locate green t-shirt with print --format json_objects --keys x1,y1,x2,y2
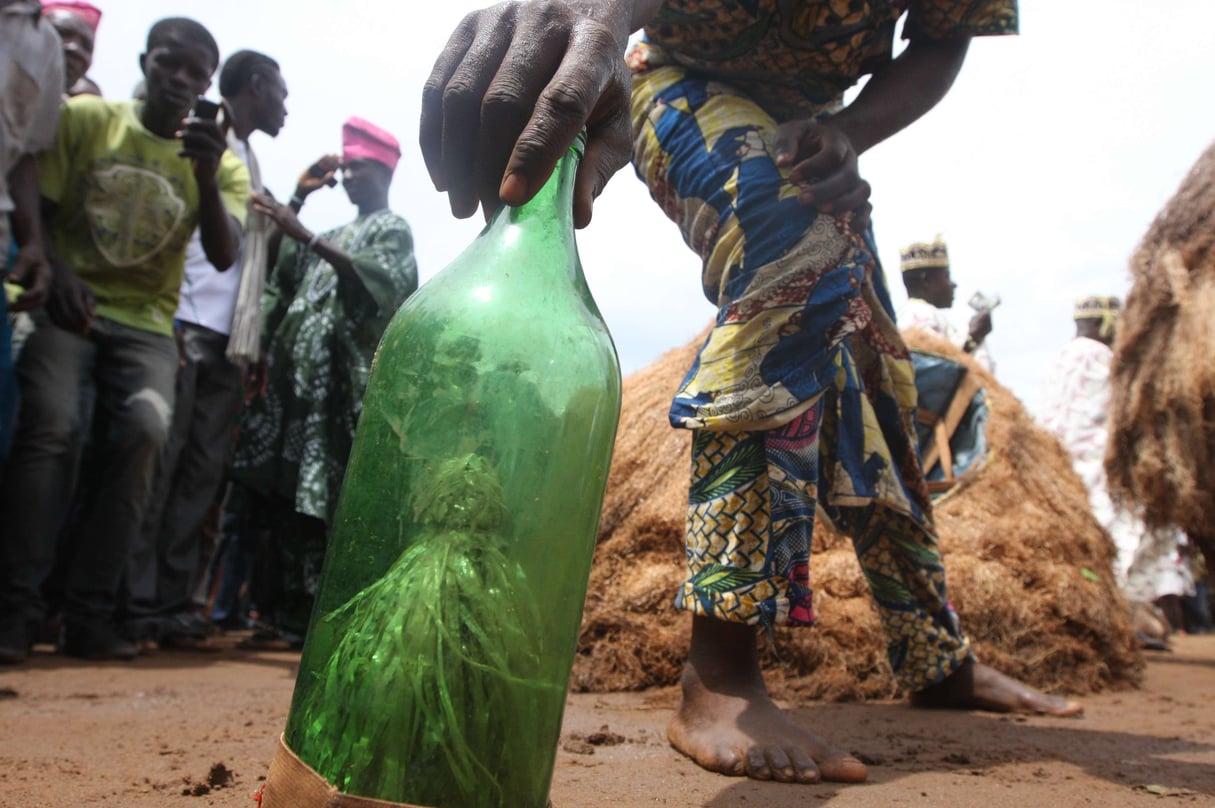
[{"x1": 39, "y1": 96, "x2": 250, "y2": 336}]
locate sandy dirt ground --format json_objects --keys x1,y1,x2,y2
[{"x1": 1, "y1": 633, "x2": 1213, "y2": 808}]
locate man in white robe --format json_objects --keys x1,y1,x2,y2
[{"x1": 1039, "y1": 296, "x2": 1194, "y2": 610}]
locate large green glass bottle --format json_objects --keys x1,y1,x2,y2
[{"x1": 272, "y1": 136, "x2": 621, "y2": 808}]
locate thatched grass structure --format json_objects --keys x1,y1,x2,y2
[
  {"x1": 573, "y1": 327, "x2": 1142, "y2": 701},
  {"x1": 1106, "y1": 140, "x2": 1215, "y2": 578}
]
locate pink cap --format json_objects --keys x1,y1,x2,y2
[
  {"x1": 42, "y1": 1, "x2": 102, "y2": 32},
  {"x1": 342, "y1": 116, "x2": 401, "y2": 172}
]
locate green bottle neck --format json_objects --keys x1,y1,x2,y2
[{"x1": 493, "y1": 147, "x2": 579, "y2": 236}]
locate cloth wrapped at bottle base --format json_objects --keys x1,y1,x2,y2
[
  {"x1": 259, "y1": 736, "x2": 558, "y2": 808},
  {"x1": 259, "y1": 736, "x2": 430, "y2": 808}
]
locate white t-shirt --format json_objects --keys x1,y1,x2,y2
[{"x1": 174, "y1": 138, "x2": 251, "y2": 335}]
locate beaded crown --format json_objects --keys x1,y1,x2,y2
[
  {"x1": 1074, "y1": 295, "x2": 1121, "y2": 339},
  {"x1": 900, "y1": 235, "x2": 949, "y2": 272}
]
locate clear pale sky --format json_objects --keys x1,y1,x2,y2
[{"x1": 85, "y1": 0, "x2": 1215, "y2": 410}]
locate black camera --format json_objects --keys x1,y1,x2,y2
[
  {"x1": 307, "y1": 161, "x2": 339, "y2": 188},
  {"x1": 191, "y1": 97, "x2": 221, "y2": 121}
]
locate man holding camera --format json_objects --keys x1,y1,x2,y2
[
  {"x1": 124, "y1": 49, "x2": 287, "y2": 652},
  {"x1": 0, "y1": 17, "x2": 249, "y2": 662}
]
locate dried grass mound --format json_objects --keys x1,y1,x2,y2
[
  {"x1": 573, "y1": 327, "x2": 1143, "y2": 701},
  {"x1": 1107, "y1": 139, "x2": 1215, "y2": 569}
]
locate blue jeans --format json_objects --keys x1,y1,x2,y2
[{"x1": 0, "y1": 314, "x2": 177, "y2": 628}]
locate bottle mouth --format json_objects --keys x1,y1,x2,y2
[{"x1": 569, "y1": 129, "x2": 588, "y2": 160}]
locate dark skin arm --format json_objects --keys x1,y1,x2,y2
[
  {"x1": 179, "y1": 116, "x2": 241, "y2": 271},
  {"x1": 40, "y1": 196, "x2": 96, "y2": 334},
  {"x1": 264, "y1": 154, "x2": 340, "y2": 268},
  {"x1": 421, "y1": 0, "x2": 664, "y2": 228},
  {"x1": 6, "y1": 154, "x2": 52, "y2": 312},
  {"x1": 775, "y1": 36, "x2": 972, "y2": 230},
  {"x1": 247, "y1": 156, "x2": 342, "y2": 402},
  {"x1": 253, "y1": 189, "x2": 369, "y2": 297}
]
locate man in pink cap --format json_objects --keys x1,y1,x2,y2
[
  {"x1": 41, "y1": 1, "x2": 101, "y2": 96},
  {"x1": 228, "y1": 116, "x2": 417, "y2": 651}
]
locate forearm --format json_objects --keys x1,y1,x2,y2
[
  {"x1": 281, "y1": 189, "x2": 363, "y2": 293},
  {"x1": 38, "y1": 196, "x2": 71, "y2": 279},
  {"x1": 9, "y1": 155, "x2": 44, "y2": 248},
  {"x1": 303, "y1": 234, "x2": 366, "y2": 295},
  {"x1": 268, "y1": 187, "x2": 310, "y2": 269},
  {"x1": 196, "y1": 180, "x2": 241, "y2": 271},
  {"x1": 829, "y1": 36, "x2": 970, "y2": 156}
]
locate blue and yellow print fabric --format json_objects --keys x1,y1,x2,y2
[
  {"x1": 631, "y1": 66, "x2": 926, "y2": 524},
  {"x1": 631, "y1": 60, "x2": 972, "y2": 690}
]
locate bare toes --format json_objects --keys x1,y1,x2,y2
[
  {"x1": 817, "y1": 754, "x2": 869, "y2": 783},
  {"x1": 764, "y1": 747, "x2": 798, "y2": 783},
  {"x1": 717, "y1": 746, "x2": 748, "y2": 777},
  {"x1": 745, "y1": 746, "x2": 773, "y2": 779},
  {"x1": 1022, "y1": 692, "x2": 1084, "y2": 718},
  {"x1": 788, "y1": 747, "x2": 823, "y2": 783}
]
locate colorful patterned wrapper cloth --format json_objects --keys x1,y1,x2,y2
[{"x1": 629, "y1": 59, "x2": 971, "y2": 690}]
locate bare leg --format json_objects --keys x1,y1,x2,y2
[
  {"x1": 668, "y1": 615, "x2": 869, "y2": 783},
  {"x1": 909, "y1": 657, "x2": 1083, "y2": 717}
]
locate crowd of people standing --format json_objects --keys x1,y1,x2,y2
[{"x1": 0, "y1": 2, "x2": 418, "y2": 663}]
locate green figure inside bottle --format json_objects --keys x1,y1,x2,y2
[{"x1": 282, "y1": 134, "x2": 622, "y2": 808}]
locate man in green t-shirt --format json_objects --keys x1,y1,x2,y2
[{"x1": 0, "y1": 16, "x2": 249, "y2": 663}]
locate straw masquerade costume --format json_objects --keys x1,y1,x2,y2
[
  {"x1": 628, "y1": 0, "x2": 1018, "y2": 692},
  {"x1": 1106, "y1": 140, "x2": 1215, "y2": 583}
]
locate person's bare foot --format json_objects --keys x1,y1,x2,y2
[
  {"x1": 667, "y1": 616, "x2": 869, "y2": 784},
  {"x1": 909, "y1": 658, "x2": 1083, "y2": 717}
]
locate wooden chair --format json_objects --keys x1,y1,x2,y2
[{"x1": 910, "y1": 350, "x2": 988, "y2": 496}]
